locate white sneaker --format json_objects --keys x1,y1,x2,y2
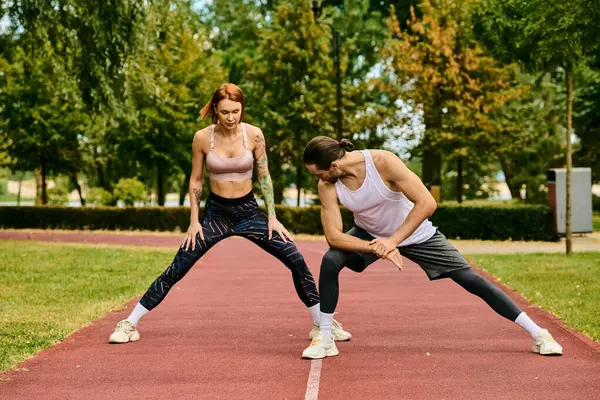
[
  {"x1": 302, "y1": 333, "x2": 339, "y2": 359},
  {"x1": 109, "y1": 320, "x2": 140, "y2": 344},
  {"x1": 308, "y1": 319, "x2": 352, "y2": 342},
  {"x1": 532, "y1": 329, "x2": 563, "y2": 355}
]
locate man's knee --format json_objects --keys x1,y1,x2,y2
[{"x1": 321, "y1": 249, "x2": 346, "y2": 276}]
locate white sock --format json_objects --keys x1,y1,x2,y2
[
  {"x1": 127, "y1": 303, "x2": 149, "y2": 325},
  {"x1": 309, "y1": 304, "x2": 320, "y2": 326},
  {"x1": 515, "y1": 312, "x2": 542, "y2": 338},
  {"x1": 319, "y1": 312, "x2": 334, "y2": 341}
]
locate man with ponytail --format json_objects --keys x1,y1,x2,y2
[
  {"x1": 301, "y1": 136, "x2": 563, "y2": 359},
  {"x1": 108, "y1": 85, "x2": 351, "y2": 346}
]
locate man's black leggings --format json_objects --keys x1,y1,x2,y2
[{"x1": 319, "y1": 227, "x2": 521, "y2": 321}]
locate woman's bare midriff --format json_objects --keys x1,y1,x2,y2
[{"x1": 209, "y1": 179, "x2": 253, "y2": 199}]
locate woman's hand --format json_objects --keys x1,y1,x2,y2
[
  {"x1": 268, "y1": 216, "x2": 294, "y2": 242},
  {"x1": 181, "y1": 220, "x2": 204, "y2": 251}
]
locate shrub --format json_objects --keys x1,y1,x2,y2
[
  {"x1": 113, "y1": 178, "x2": 146, "y2": 206},
  {"x1": 0, "y1": 203, "x2": 557, "y2": 241}
]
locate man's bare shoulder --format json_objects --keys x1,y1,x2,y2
[
  {"x1": 369, "y1": 149, "x2": 403, "y2": 168},
  {"x1": 318, "y1": 179, "x2": 337, "y2": 195},
  {"x1": 368, "y1": 150, "x2": 412, "y2": 184}
]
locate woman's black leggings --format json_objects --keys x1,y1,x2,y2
[{"x1": 139, "y1": 191, "x2": 320, "y2": 310}]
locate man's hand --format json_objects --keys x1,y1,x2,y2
[
  {"x1": 384, "y1": 248, "x2": 403, "y2": 271},
  {"x1": 370, "y1": 237, "x2": 398, "y2": 258}
]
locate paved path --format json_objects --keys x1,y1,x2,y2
[
  {"x1": 1, "y1": 229, "x2": 599, "y2": 253},
  {"x1": 1, "y1": 231, "x2": 599, "y2": 399}
]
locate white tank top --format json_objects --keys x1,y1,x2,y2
[{"x1": 335, "y1": 150, "x2": 437, "y2": 246}]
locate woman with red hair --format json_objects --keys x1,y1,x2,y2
[{"x1": 109, "y1": 83, "x2": 350, "y2": 347}]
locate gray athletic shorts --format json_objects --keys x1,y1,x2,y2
[{"x1": 345, "y1": 226, "x2": 471, "y2": 280}]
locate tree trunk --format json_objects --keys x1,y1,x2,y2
[
  {"x1": 500, "y1": 158, "x2": 521, "y2": 199},
  {"x1": 274, "y1": 180, "x2": 284, "y2": 205},
  {"x1": 34, "y1": 168, "x2": 42, "y2": 205},
  {"x1": 456, "y1": 157, "x2": 463, "y2": 203},
  {"x1": 97, "y1": 163, "x2": 107, "y2": 190},
  {"x1": 179, "y1": 172, "x2": 190, "y2": 206},
  {"x1": 17, "y1": 172, "x2": 23, "y2": 206},
  {"x1": 71, "y1": 174, "x2": 85, "y2": 206},
  {"x1": 566, "y1": 69, "x2": 573, "y2": 255},
  {"x1": 40, "y1": 158, "x2": 48, "y2": 205},
  {"x1": 296, "y1": 160, "x2": 303, "y2": 207},
  {"x1": 422, "y1": 150, "x2": 442, "y2": 200},
  {"x1": 157, "y1": 164, "x2": 165, "y2": 206},
  {"x1": 422, "y1": 96, "x2": 443, "y2": 202}
]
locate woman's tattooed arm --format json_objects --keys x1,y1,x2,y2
[{"x1": 253, "y1": 129, "x2": 276, "y2": 217}]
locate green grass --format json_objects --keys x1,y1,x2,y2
[
  {"x1": 0, "y1": 193, "x2": 34, "y2": 202},
  {"x1": 467, "y1": 252, "x2": 600, "y2": 342},
  {"x1": 443, "y1": 199, "x2": 522, "y2": 207},
  {"x1": 593, "y1": 212, "x2": 600, "y2": 232},
  {"x1": 0, "y1": 241, "x2": 173, "y2": 372}
]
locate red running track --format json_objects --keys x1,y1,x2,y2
[{"x1": 1, "y1": 232, "x2": 599, "y2": 400}]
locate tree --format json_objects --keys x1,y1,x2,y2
[
  {"x1": 489, "y1": 72, "x2": 565, "y2": 203},
  {"x1": 205, "y1": 0, "x2": 265, "y2": 84},
  {"x1": 1, "y1": 43, "x2": 88, "y2": 205},
  {"x1": 129, "y1": 0, "x2": 225, "y2": 206},
  {"x1": 573, "y1": 63, "x2": 600, "y2": 183},
  {"x1": 246, "y1": 0, "x2": 335, "y2": 205},
  {"x1": 474, "y1": 0, "x2": 600, "y2": 253},
  {"x1": 385, "y1": 0, "x2": 523, "y2": 202}
]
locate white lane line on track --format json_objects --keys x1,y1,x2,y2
[{"x1": 305, "y1": 359, "x2": 322, "y2": 400}]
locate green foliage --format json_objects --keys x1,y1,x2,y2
[
  {"x1": 127, "y1": 1, "x2": 226, "y2": 204},
  {"x1": 0, "y1": 180, "x2": 7, "y2": 196},
  {"x1": 490, "y1": 72, "x2": 565, "y2": 202},
  {"x1": 86, "y1": 187, "x2": 114, "y2": 206},
  {"x1": 46, "y1": 176, "x2": 71, "y2": 206},
  {"x1": 441, "y1": 160, "x2": 500, "y2": 201},
  {"x1": 0, "y1": 45, "x2": 88, "y2": 196},
  {"x1": 385, "y1": 0, "x2": 524, "y2": 159},
  {"x1": 47, "y1": 188, "x2": 69, "y2": 206},
  {"x1": 593, "y1": 195, "x2": 600, "y2": 212},
  {"x1": 206, "y1": 0, "x2": 264, "y2": 84},
  {"x1": 429, "y1": 203, "x2": 556, "y2": 241},
  {"x1": 573, "y1": 64, "x2": 600, "y2": 183},
  {"x1": 245, "y1": 0, "x2": 336, "y2": 202},
  {"x1": 0, "y1": 203, "x2": 556, "y2": 241},
  {"x1": 113, "y1": 178, "x2": 147, "y2": 206},
  {"x1": 473, "y1": 0, "x2": 600, "y2": 198},
  {"x1": 473, "y1": 0, "x2": 599, "y2": 71}
]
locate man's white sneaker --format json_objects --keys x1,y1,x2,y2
[
  {"x1": 109, "y1": 319, "x2": 140, "y2": 344},
  {"x1": 302, "y1": 333, "x2": 339, "y2": 359},
  {"x1": 532, "y1": 329, "x2": 563, "y2": 355},
  {"x1": 308, "y1": 319, "x2": 352, "y2": 341}
]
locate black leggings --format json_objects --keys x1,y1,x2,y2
[
  {"x1": 139, "y1": 191, "x2": 320, "y2": 310},
  {"x1": 319, "y1": 250, "x2": 521, "y2": 321}
]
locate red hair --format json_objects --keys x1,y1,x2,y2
[{"x1": 200, "y1": 83, "x2": 245, "y2": 124}]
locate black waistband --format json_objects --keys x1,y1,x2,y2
[{"x1": 207, "y1": 190, "x2": 255, "y2": 206}]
